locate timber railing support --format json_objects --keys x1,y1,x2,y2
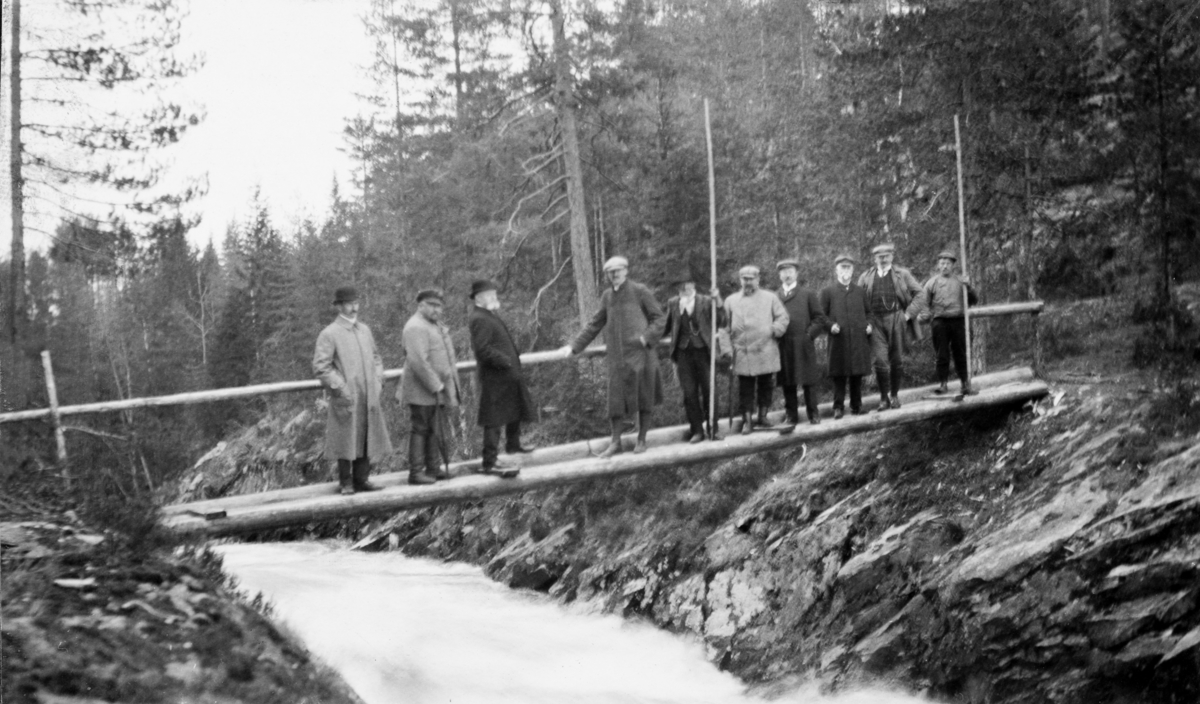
[{"x1": 40, "y1": 350, "x2": 70, "y2": 480}]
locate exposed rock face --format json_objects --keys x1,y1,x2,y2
[{"x1": 374, "y1": 384, "x2": 1200, "y2": 703}]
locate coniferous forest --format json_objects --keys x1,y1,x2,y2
[{"x1": 2, "y1": 0, "x2": 1198, "y2": 515}]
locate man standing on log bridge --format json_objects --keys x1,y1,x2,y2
[
  {"x1": 399, "y1": 289, "x2": 461, "y2": 485},
  {"x1": 313, "y1": 286, "x2": 393, "y2": 495},
  {"x1": 820, "y1": 254, "x2": 873, "y2": 419},
  {"x1": 775, "y1": 258, "x2": 827, "y2": 426},
  {"x1": 559, "y1": 256, "x2": 667, "y2": 457},
  {"x1": 921, "y1": 249, "x2": 979, "y2": 397},
  {"x1": 724, "y1": 265, "x2": 789, "y2": 434},
  {"x1": 467, "y1": 280, "x2": 534, "y2": 478},
  {"x1": 663, "y1": 269, "x2": 725, "y2": 443},
  {"x1": 858, "y1": 243, "x2": 926, "y2": 411}
]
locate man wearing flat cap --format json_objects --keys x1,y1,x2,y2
[
  {"x1": 468, "y1": 280, "x2": 535, "y2": 477},
  {"x1": 558, "y1": 256, "x2": 666, "y2": 456},
  {"x1": 663, "y1": 269, "x2": 725, "y2": 443},
  {"x1": 313, "y1": 286, "x2": 393, "y2": 495},
  {"x1": 820, "y1": 254, "x2": 873, "y2": 418},
  {"x1": 399, "y1": 288, "x2": 461, "y2": 485},
  {"x1": 920, "y1": 250, "x2": 979, "y2": 396},
  {"x1": 857, "y1": 242, "x2": 926, "y2": 410},
  {"x1": 723, "y1": 265, "x2": 789, "y2": 433},
  {"x1": 775, "y1": 259, "x2": 828, "y2": 425}
]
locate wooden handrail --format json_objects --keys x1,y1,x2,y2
[{"x1": 0, "y1": 301, "x2": 1044, "y2": 425}]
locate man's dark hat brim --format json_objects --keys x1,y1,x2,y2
[
  {"x1": 333, "y1": 286, "x2": 358, "y2": 305},
  {"x1": 469, "y1": 279, "x2": 498, "y2": 299},
  {"x1": 417, "y1": 289, "x2": 445, "y2": 304}
]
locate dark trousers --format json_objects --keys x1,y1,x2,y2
[
  {"x1": 737, "y1": 374, "x2": 774, "y2": 413},
  {"x1": 482, "y1": 421, "x2": 522, "y2": 468},
  {"x1": 832, "y1": 376, "x2": 863, "y2": 412},
  {"x1": 870, "y1": 311, "x2": 906, "y2": 397},
  {"x1": 782, "y1": 384, "x2": 819, "y2": 421},
  {"x1": 336, "y1": 457, "x2": 371, "y2": 487},
  {"x1": 931, "y1": 317, "x2": 969, "y2": 384},
  {"x1": 675, "y1": 347, "x2": 712, "y2": 433},
  {"x1": 409, "y1": 404, "x2": 441, "y2": 472}
]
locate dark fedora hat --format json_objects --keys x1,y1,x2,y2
[
  {"x1": 333, "y1": 286, "x2": 358, "y2": 305},
  {"x1": 469, "y1": 279, "x2": 498, "y2": 299},
  {"x1": 416, "y1": 288, "x2": 445, "y2": 304}
]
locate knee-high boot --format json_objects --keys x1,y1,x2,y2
[
  {"x1": 337, "y1": 459, "x2": 353, "y2": 494},
  {"x1": 352, "y1": 457, "x2": 379, "y2": 491},
  {"x1": 408, "y1": 435, "x2": 436, "y2": 485}
]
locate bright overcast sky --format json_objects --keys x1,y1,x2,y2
[
  {"x1": 0, "y1": 0, "x2": 378, "y2": 255},
  {"x1": 176, "y1": 0, "x2": 377, "y2": 249}
]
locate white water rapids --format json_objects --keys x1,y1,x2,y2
[{"x1": 216, "y1": 542, "x2": 929, "y2": 704}]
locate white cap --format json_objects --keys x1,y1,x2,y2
[{"x1": 603, "y1": 256, "x2": 629, "y2": 272}]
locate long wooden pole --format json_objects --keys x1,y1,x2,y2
[
  {"x1": 954, "y1": 114, "x2": 973, "y2": 386},
  {"x1": 704, "y1": 98, "x2": 719, "y2": 439},
  {"x1": 41, "y1": 351, "x2": 69, "y2": 473}
]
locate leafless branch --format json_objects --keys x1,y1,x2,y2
[{"x1": 528, "y1": 255, "x2": 572, "y2": 350}]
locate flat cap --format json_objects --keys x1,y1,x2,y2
[
  {"x1": 776, "y1": 258, "x2": 801, "y2": 271},
  {"x1": 936, "y1": 249, "x2": 958, "y2": 262},
  {"x1": 871, "y1": 243, "x2": 896, "y2": 255},
  {"x1": 602, "y1": 256, "x2": 629, "y2": 272},
  {"x1": 333, "y1": 286, "x2": 358, "y2": 305},
  {"x1": 834, "y1": 253, "x2": 857, "y2": 265},
  {"x1": 738, "y1": 265, "x2": 761, "y2": 278},
  {"x1": 416, "y1": 288, "x2": 444, "y2": 304}
]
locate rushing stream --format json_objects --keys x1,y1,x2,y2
[{"x1": 216, "y1": 542, "x2": 928, "y2": 704}]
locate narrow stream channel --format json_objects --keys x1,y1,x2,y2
[{"x1": 217, "y1": 542, "x2": 927, "y2": 704}]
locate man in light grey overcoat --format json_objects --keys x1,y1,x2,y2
[
  {"x1": 723, "y1": 265, "x2": 789, "y2": 434},
  {"x1": 313, "y1": 286, "x2": 393, "y2": 495},
  {"x1": 399, "y1": 288, "x2": 461, "y2": 485}
]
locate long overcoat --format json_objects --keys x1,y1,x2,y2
[
  {"x1": 468, "y1": 306, "x2": 536, "y2": 428},
  {"x1": 819, "y1": 282, "x2": 873, "y2": 377},
  {"x1": 723, "y1": 289, "x2": 789, "y2": 376},
  {"x1": 398, "y1": 313, "x2": 461, "y2": 408},
  {"x1": 777, "y1": 286, "x2": 826, "y2": 386},
  {"x1": 569, "y1": 281, "x2": 666, "y2": 417},
  {"x1": 857, "y1": 265, "x2": 926, "y2": 354},
  {"x1": 313, "y1": 317, "x2": 394, "y2": 461}
]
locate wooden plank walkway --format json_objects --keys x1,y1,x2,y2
[{"x1": 163, "y1": 368, "x2": 1047, "y2": 538}]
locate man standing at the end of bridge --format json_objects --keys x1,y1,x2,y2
[
  {"x1": 858, "y1": 243, "x2": 925, "y2": 411},
  {"x1": 558, "y1": 256, "x2": 667, "y2": 457},
  {"x1": 313, "y1": 286, "x2": 393, "y2": 495}
]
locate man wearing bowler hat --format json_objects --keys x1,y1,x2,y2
[
  {"x1": 820, "y1": 254, "x2": 873, "y2": 418},
  {"x1": 858, "y1": 243, "x2": 925, "y2": 410},
  {"x1": 723, "y1": 265, "x2": 789, "y2": 434},
  {"x1": 468, "y1": 280, "x2": 535, "y2": 477},
  {"x1": 398, "y1": 288, "x2": 461, "y2": 485},
  {"x1": 663, "y1": 269, "x2": 725, "y2": 443},
  {"x1": 775, "y1": 258, "x2": 827, "y2": 425},
  {"x1": 920, "y1": 249, "x2": 979, "y2": 396},
  {"x1": 558, "y1": 256, "x2": 667, "y2": 456},
  {"x1": 313, "y1": 286, "x2": 393, "y2": 495}
]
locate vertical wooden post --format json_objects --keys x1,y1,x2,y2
[
  {"x1": 41, "y1": 350, "x2": 69, "y2": 474},
  {"x1": 704, "y1": 98, "x2": 720, "y2": 438},
  {"x1": 953, "y1": 115, "x2": 974, "y2": 386},
  {"x1": 1031, "y1": 311, "x2": 1043, "y2": 378}
]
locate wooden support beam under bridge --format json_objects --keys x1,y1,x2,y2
[{"x1": 163, "y1": 368, "x2": 1047, "y2": 539}]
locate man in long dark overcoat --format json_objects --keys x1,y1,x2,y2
[
  {"x1": 559, "y1": 256, "x2": 667, "y2": 457},
  {"x1": 313, "y1": 286, "x2": 393, "y2": 495},
  {"x1": 467, "y1": 280, "x2": 535, "y2": 477},
  {"x1": 775, "y1": 259, "x2": 827, "y2": 425},
  {"x1": 820, "y1": 254, "x2": 873, "y2": 418},
  {"x1": 663, "y1": 270, "x2": 725, "y2": 443},
  {"x1": 857, "y1": 242, "x2": 926, "y2": 410}
]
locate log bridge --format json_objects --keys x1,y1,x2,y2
[{"x1": 164, "y1": 367, "x2": 1048, "y2": 538}]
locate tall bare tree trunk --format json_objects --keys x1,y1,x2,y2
[
  {"x1": 8, "y1": 0, "x2": 24, "y2": 345},
  {"x1": 548, "y1": 0, "x2": 598, "y2": 323}
]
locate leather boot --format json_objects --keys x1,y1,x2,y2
[
  {"x1": 875, "y1": 371, "x2": 891, "y2": 411},
  {"x1": 408, "y1": 435, "x2": 436, "y2": 485},
  {"x1": 741, "y1": 411, "x2": 753, "y2": 435},
  {"x1": 633, "y1": 412, "x2": 650, "y2": 453},
  {"x1": 598, "y1": 421, "x2": 623, "y2": 458},
  {"x1": 352, "y1": 458, "x2": 380, "y2": 492},
  {"x1": 337, "y1": 460, "x2": 354, "y2": 495},
  {"x1": 425, "y1": 438, "x2": 451, "y2": 481},
  {"x1": 756, "y1": 405, "x2": 771, "y2": 427}
]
